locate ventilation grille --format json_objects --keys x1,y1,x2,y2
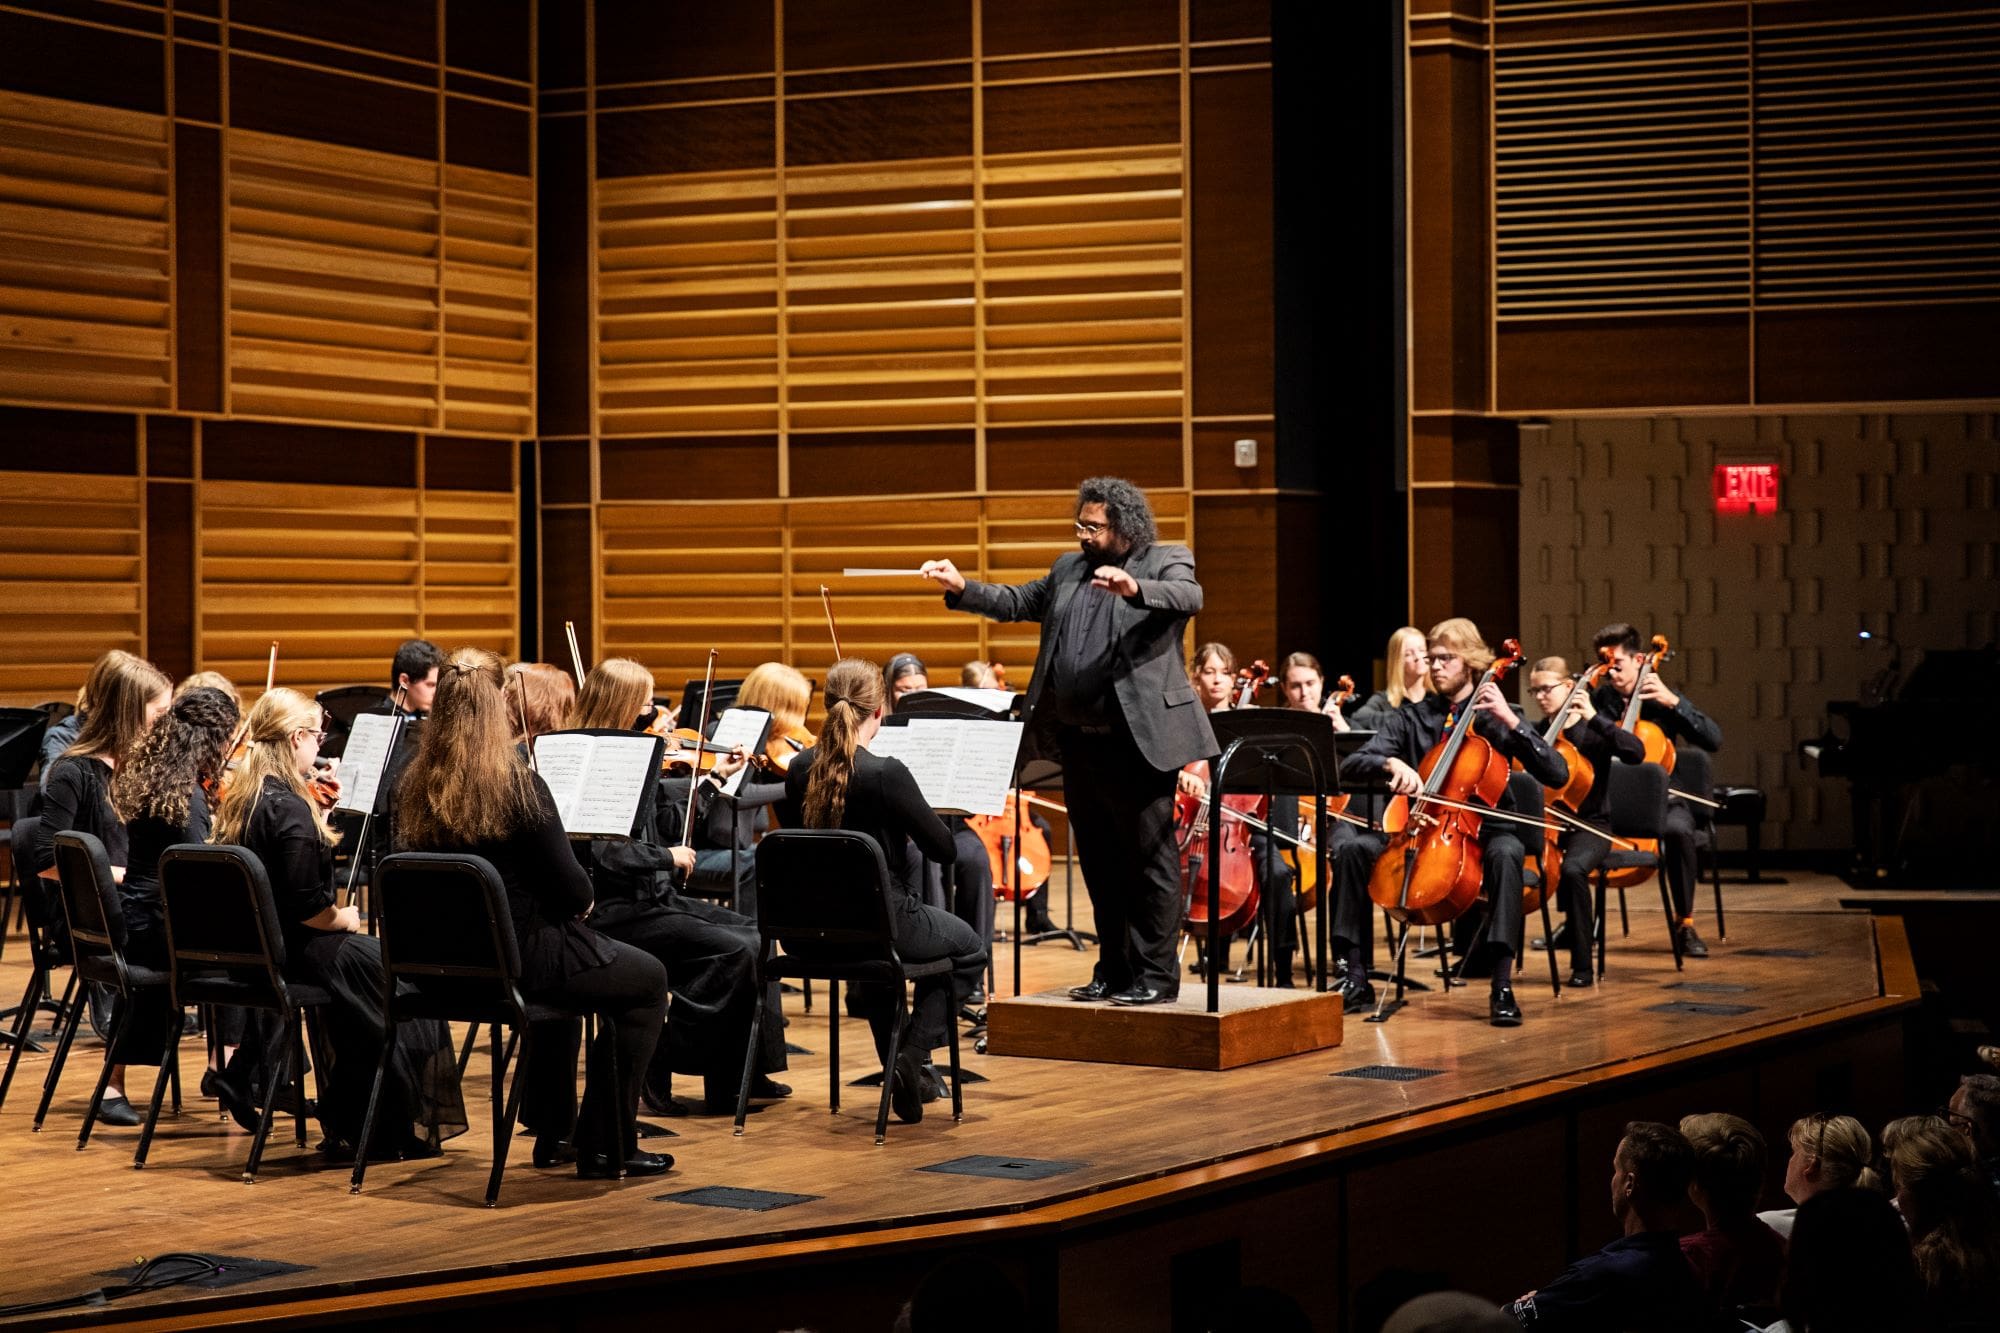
[{"x1": 0, "y1": 90, "x2": 171, "y2": 409}]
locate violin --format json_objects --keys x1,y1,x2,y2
[
  {"x1": 1520, "y1": 653, "x2": 1611, "y2": 910},
  {"x1": 1602, "y1": 634, "x2": 1676, "y2": 890},
  {"x1": 1367, "y1": 639, "x2": 1526, "y2": 927},
  {"x1": 760, "y1": 723, "x2": 813, "y2": 772},
  {"x1": 1175, "y1": 764, "x2": 1264, "y2": 938}
]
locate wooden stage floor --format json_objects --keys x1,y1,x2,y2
[{"x1": 0, "y1": 872, "x2": 1914, "y2": 1328}]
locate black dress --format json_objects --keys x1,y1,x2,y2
[
  {"x1": 111, "y1": 788, "x2": 211, "y2": 1067},
  {"x1": 778, "y1": 746, "x2": 988, "y2": 1063},
  {"x1": 237, "y1": 777, "x2": 466, "y2": 1151},
  {"x1": 397, "y1": 773, "x2": 666, "y2": 1157},
  {"x1": 31, "y1": 754, "x2": 127, "y2": 958}
]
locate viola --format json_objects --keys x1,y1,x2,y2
[
  {"x1": 1602, "y1": 633, "x2": 1677, "y2": 890},
  {"x1": 1292, "y1": 673, "x2": 1359, "y2": 910},
  {"x1": 1175, "y1": 763, "x2": 1263, "y2": 937},
  {"x1": 1520, "y1": 654, "x2": 1611, "y2": 910},
  {"x1": 1367, "y1": 639, "x2": 1526, "y2": 927},
  {"x1": 970, "y1": 791, "x2": 1053, "y2": 900}
]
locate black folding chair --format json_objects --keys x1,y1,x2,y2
[
  {"x1": 1593, "y1": 761, "x2": 1682, "y2": 977},
  {"x1": 351, "y1": 852, "x2": 621, "y2": 1205},
  {"x1": 140, "y1": 845, "x2": 331, "y2": 1181},
  {"x1": 37, "y1": 831, "x2": 181, "y2": 1145},
  {"x1": 734, "y1": 829, "x2": 963, "y2": 1145},
  {"x1": 1672, "y1": 747, "x2": 1725, "y2": 939},
  {"x1": 0, "y1": 816, "x2": 81, "y2": 1104}
]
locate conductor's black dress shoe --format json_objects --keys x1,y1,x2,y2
[
  {"x1": 1067, "y1": 979, "x2": 1113, "y2": 1002},
  {"x1": 1108, "y1": 985, "x2": 1175, "y2": 1007}
]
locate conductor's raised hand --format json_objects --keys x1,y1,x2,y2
[
  {"x1": 919, "y1": 558, "x2": 965, "y2": 594},
  {"x1": 1091, "y1": 565, "x2": 1139, "y2": 597},
  {"x1": 1471, "y1": 681, "x2": 1521, "y2": 730}
]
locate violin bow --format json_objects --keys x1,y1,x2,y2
[
  {"x1": 564, "y1": 620, "x2": 587, "y2": 689},
  {"x1": 510, "y1": 671, "x2": 536, "y2": 773},
  {"x1": 819, "y1": 584, "x2": 842, "y2": 659},
  {"x1": 679, "y1": 648, "x2": 720, "y2": 849}
]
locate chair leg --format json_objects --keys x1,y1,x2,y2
[
  {"x1": 168, "y1": 1040, "x2": 181, "y2": 1115},
  {"x1": 292, "y1": 1011, "x2": 313, "y2": 1146},
  {"x1": 1594, "y1": 872, "x2": 1609, "y2": 980},
  {"x1": 732, "y1": 983, "x2": 765, "y2": 1136},
  {"x1": 489, "y1": 1026, "x2": 528, "y2": 1207},
  {"x1": 827, "y1": 980, "x2": 840, "y2": 1116},
  {"x1": 31, "y1": 985, "x2": 87, "y2": 1132},
  {"x1": 134, "y1": 1013, "x2": 180, "y2": 1168},
  {"x1": 1710, "y1": 841, "x2": 1727, "y2": 939},
  {"x1": 1537, "y1": 888, "x2": 1562, "y2": 999},
  {"x1": 1659, "y1": 876, "x2": 1684, "y2": 971},
  {"x1": 456, "y1": 1020, "x2": 481, "y2": 1084},
  {"x1": 243, "y1": 1023, "x2": 288, "y2": 1183},
  {"x1": 348, "y1": 1016, "x2": 398, "y2": 1194},
  {"x1": 76, "y1": 999, "x2": 127, "y2": 1148},
  {"x1": 945, "y1": 987, "x2": 963, "y2": 1124},
  {"x1": 875, "y1": 998, "x2": 908, "y2": 1145},
  {"x1": 0, "y1": 965, "x2": 45, "y2": 1112}
]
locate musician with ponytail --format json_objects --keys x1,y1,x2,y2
[{"x1": 778, "y1": 658, "x2": 988, "y2": 1123}]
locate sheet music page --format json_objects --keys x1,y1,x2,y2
[
  {"x1": 530, "y1": 733, "x2": 594, "y2": 829},
  {"x1": 707, "y1": 707, "x2": 772, "y2": 797},
  {"x1": 332, "y1": 712, "x2": 397, "y2": 814},
  {"x1": 927, "y1": 686, "x2": 1018, "y2": 715},
  {"x1": 866, "y1": 723, "x2": 962, "y2": 810},
  {"x1": 919, "y1": 717, "x2": 1024, "y2": 816},
  {"x1": 565, "y1": 734, "x2": 657, "y2": 837}
]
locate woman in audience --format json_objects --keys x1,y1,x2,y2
[
  {"x1": 1769, "y1": 1187, "x2": 1918, "y2": 1333},
  {"x1": 1678, "y1": 1112, "x2": 1787, "y2": 1317},
  {"x1": 1759, "y1": 1113, "x2": 1882, "y2": 1239},
  {"x1": 1882, "y1": 1113, "x2": 2000, "y2": 1327},
  {"x1": 395, "y1": 649, "x2": 668, "y2": 1179},
  {"x1": 212, "y1": 687, "x2": 465, "y2": 1159}
]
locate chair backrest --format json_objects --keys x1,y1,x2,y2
[
  {"x1": 0, "y1": 707, "x2": 47, "y2": 790},
  {"x1": 1605, "y1": 761, "x2": 1671, "y2": 839},
  {"x1": 373, "y1": 852, "x2": 526, "y2": 1019},
  {"x1": 755, "y1": 828, "x2": 898, "y2": 951},
  {"x1": 51, "y1": 829, "x2": 124, "y2": 964},
  {"x1": 1672, "y1": 747, "x2": 1716, "y2": 831},
  {"x1": 9, "y1": 815, "x2": 41, "y2": 890},
  {"x1": 157, "y1": 843, "x2": 293, "y2": 1007}
]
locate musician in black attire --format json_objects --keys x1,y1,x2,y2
[
  {"x1": 1589, "y1": 622, "x2": 1724, "y2": 958},
  {"x1": 778, "y1": 657, "x2": 988, "y2": 1123},
  {"x1": 394, "y1": 650, "x2": 665, "y2": 1179},
  {"x1": 213, "y1": 688, "x2": 466, "y2": 1160},
  {"x1": 1332, "y1": 619, "x2": 1569, "y2": 1026},
  {"x1": 1525, "y1": 657, "x2": 1645, "y2": 987},
  {"x1": 922, "y1": 477, "x2": 1216, "y2": 1008}
]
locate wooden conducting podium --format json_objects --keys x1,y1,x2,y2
[{"x1": 985, "y1": 709, "x2": 1346, "y2": 1071}]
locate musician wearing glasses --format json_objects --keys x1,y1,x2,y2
[{"x1": 921, "y1": 477, "x2": 1215, "y2": 1008}]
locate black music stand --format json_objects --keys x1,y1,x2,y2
[
  {"x1": 1202, "y1": 710, "x2": 1340, "y2": 1014},
  {"x1": 676, "y1": 678, "x2": 743, "y2": 730}
]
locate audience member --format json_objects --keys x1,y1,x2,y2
[
  {"x1": 1507, "y1": 1121, "x2": 1702, "y2": 1330},
  {"x1": 1944, "y1": 1072, "x2": 1999, "y2": 1199},
  {"x1": 1678, "y1": 1112, "x2": 1787, "y2": 1315},
  {"x1": 1883, "y1": 1113, "x2": 2000, "y2": 1328},
  {"x1": 1768, "y1": 1187, "x2": 1918, "y2": 1333},
  {"x1": 1760, "y1": 1113, "x2": 1881, "y2": 1239},
  {"x1": 1383, "y1": 1290, "x2": 1514, "y2": 1332}
]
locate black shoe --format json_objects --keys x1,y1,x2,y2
[
  {"x1": 890, "y1": 1048, "x2": 925, "y2": 1124},
  {"x1": 1531, "y1": 922, "x2": 1571, "y2": 953},
  {"x1": 1566, "y1": 969, "x2": 1594, "y2": 989},
  {"x1": 748, "y1": 1075, "x2": 791, "y2": 1100},
  {"x1": 532, "y1": 1136, "x2": 577, "y2": 1168},
  {"x1": 1678, "y1": 926, "x2": 1710, "y2": 958},
  {"x1": 1108, "y1": 985, "x2": 1175, "y2": 1007},
  {"x1": 918, "y1": 1062, "x2": 945, "y2": 1104},
  {"x1": 640, "y1": 1068, "x2": 675, "y2": 1115},
  {"x1": 1336, "y1": 974, "x2": 1376, "y2": 1010},
  {"x1": 1067, "y1": 979, "x2": 1113, "y2": 1002},
  {"x1": 209, "y1": 1071, "x2": 260, "y2": 1133},
  {"x1": 576, "y1": 1149, "x2": 672, "y2": 1180},
  {"x1": 966, "y1": 988, "x2": 986, "y2": 1007},
  {"x1": 1490, "y1": 987, "x2": 1522, "y2": 1027},
  {"x1": 96, "y1": 1094, "x2": 141, "y2": 1127}
]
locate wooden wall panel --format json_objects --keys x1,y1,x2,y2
[{"x1": 0, "y1": 470, "x2": 144, "y2": 700}]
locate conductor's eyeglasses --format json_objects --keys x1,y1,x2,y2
[{"x1": 1074, "y1": 520, "x2": 1108, "y2": 537}]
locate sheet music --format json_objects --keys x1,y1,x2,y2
[
  {"x1": 531, "y1": 731, "x2": 657, "y2": 838},
  {"x1": 332, "y1": 712, "x2": 397, "y2": 814},
  {"x1": 868, "y1": 717, "x2": 1024, "y2": 816},
  {"x1": 709, "y1": 707, "x2": 772, "y2": 797},
  {"x1": 927, "y1": 686, "x2": 1018, "y2": 715}
]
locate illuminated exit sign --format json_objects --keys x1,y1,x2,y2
[{"x1": 1713, "y1": 462, "x2": 1779, "y2": 515}]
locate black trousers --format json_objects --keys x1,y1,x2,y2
[
  {"x1": 1059, "y1": 725, "x2": 1183, "y2": 995},
  {"x1": 592, "y1": 894, "x2": 786, "y2": 1106},
  {"x1": 523, "y1": 941, "x2": 668, "y2": 1156},
  {"x1": 1331, "y1": 822, "x2": 1527, "y2": 973},
  {"x1": 926, "y1": 825, "x2": 995, "y2": 950},
  {"x1": 803, "y1": 901, "x2": 986, "y2": 1063},
  {"x1": 1554, "y1": 821, "x2": 1612, "y2": 975},
  {"x1": 1662, "y1": 802, "x2": 1698, "y2": 922}
]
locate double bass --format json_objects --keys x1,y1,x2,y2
[
  {"x1": 1602, "y1": 634, "x2": 1676, "y2": 890},
  {"x1": 1367, "y1": 640, "x2": 1527, "y2": 926}
]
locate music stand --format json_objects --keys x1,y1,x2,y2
[
  {"x1": 676, "y1": 678, "x2": 743, "y2": 731},
  {"x1": 1202, "y1": 710, "x2": 1341, "y2": 1013}
]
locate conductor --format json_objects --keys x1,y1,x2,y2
[{"x1": 920, "y1": 477, "x2": 1215, "y2": 1006}]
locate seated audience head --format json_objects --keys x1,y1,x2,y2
[
  {"x1": 1381, "y1": 1290, "x2": 1517, "y2": 1333},
  {"x1": 109, "y1": 685, "x2": 240, "y2": 826},
  {"x1": 1777, "y1": 1187, "x2": 1918, "y2": 1333},
  {"x1": 1882, "y1": 1113, "x2": 2000, "y2": 1318},
  {"x1": 1680, "y1": 1111, "x2": 1770, "y2": 1222},
  {"x1": 885, "y1": 652, "x2": 927, "y2": 703},
  {"x1": 1613, "y1": 1120, "x2": 1694, "y2": 1229},
  {"x1": 568, "y1": 658, "x2": 654, "y2": 731},
  {"x1": 801, "y1": 657, "x2": 884, "y2": 830},
  {"x1": 395, "y1": 647, "x2": 540, "y2": 847},
  {"x1": 1278, "y1": 651, "x2": 1325, "y2": 712},
  {"x1": 1385, "y1": 625, "x2": 1429, "y2": 704},
  {"x1": 64, "y1": 651, "x2": 171, "y2": 763},
  {"x1": 390, "y1": 638, "x2": 445, "y2": 714},
  {"x1": 175, "y1": 670, "x2": 240, "y2": 709},
  {"x1": 504, "y1": 662, "x2": 576, "y2": 744},
  {"x1": 1784, "y1": 1112, "x2": 1881, "y2": 1205},
  {"x1": 738, "y1": 662, "x2": 811, "y2": 736},
  {"x1": 211, "y1": 687, "x2": 336, "y2": 847},
  {"x1": 1189, "y1": 641, "x2": 1235, "y2": 710},
  {"x1": 1947, "y1": 1072, "x2": 1999, "y2": 1163}
]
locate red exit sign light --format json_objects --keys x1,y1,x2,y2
[{"x1": 1713, "y1": 462, "x2": 1779, "y2": 515}]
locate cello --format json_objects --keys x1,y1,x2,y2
[
  {"x1": 1174, "y1": 659, "x2": 1269, "y2": 939},
  {"x1": 1367, "y1": 639, "x2": 1528, "y2": 927},
  {"x1": 1602, "y1": 634, "x2": 1676, "y2": 890}
]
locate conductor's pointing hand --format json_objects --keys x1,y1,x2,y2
[{"x1": 919, "y1": 559, "x2": 965, "y2": 594}]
